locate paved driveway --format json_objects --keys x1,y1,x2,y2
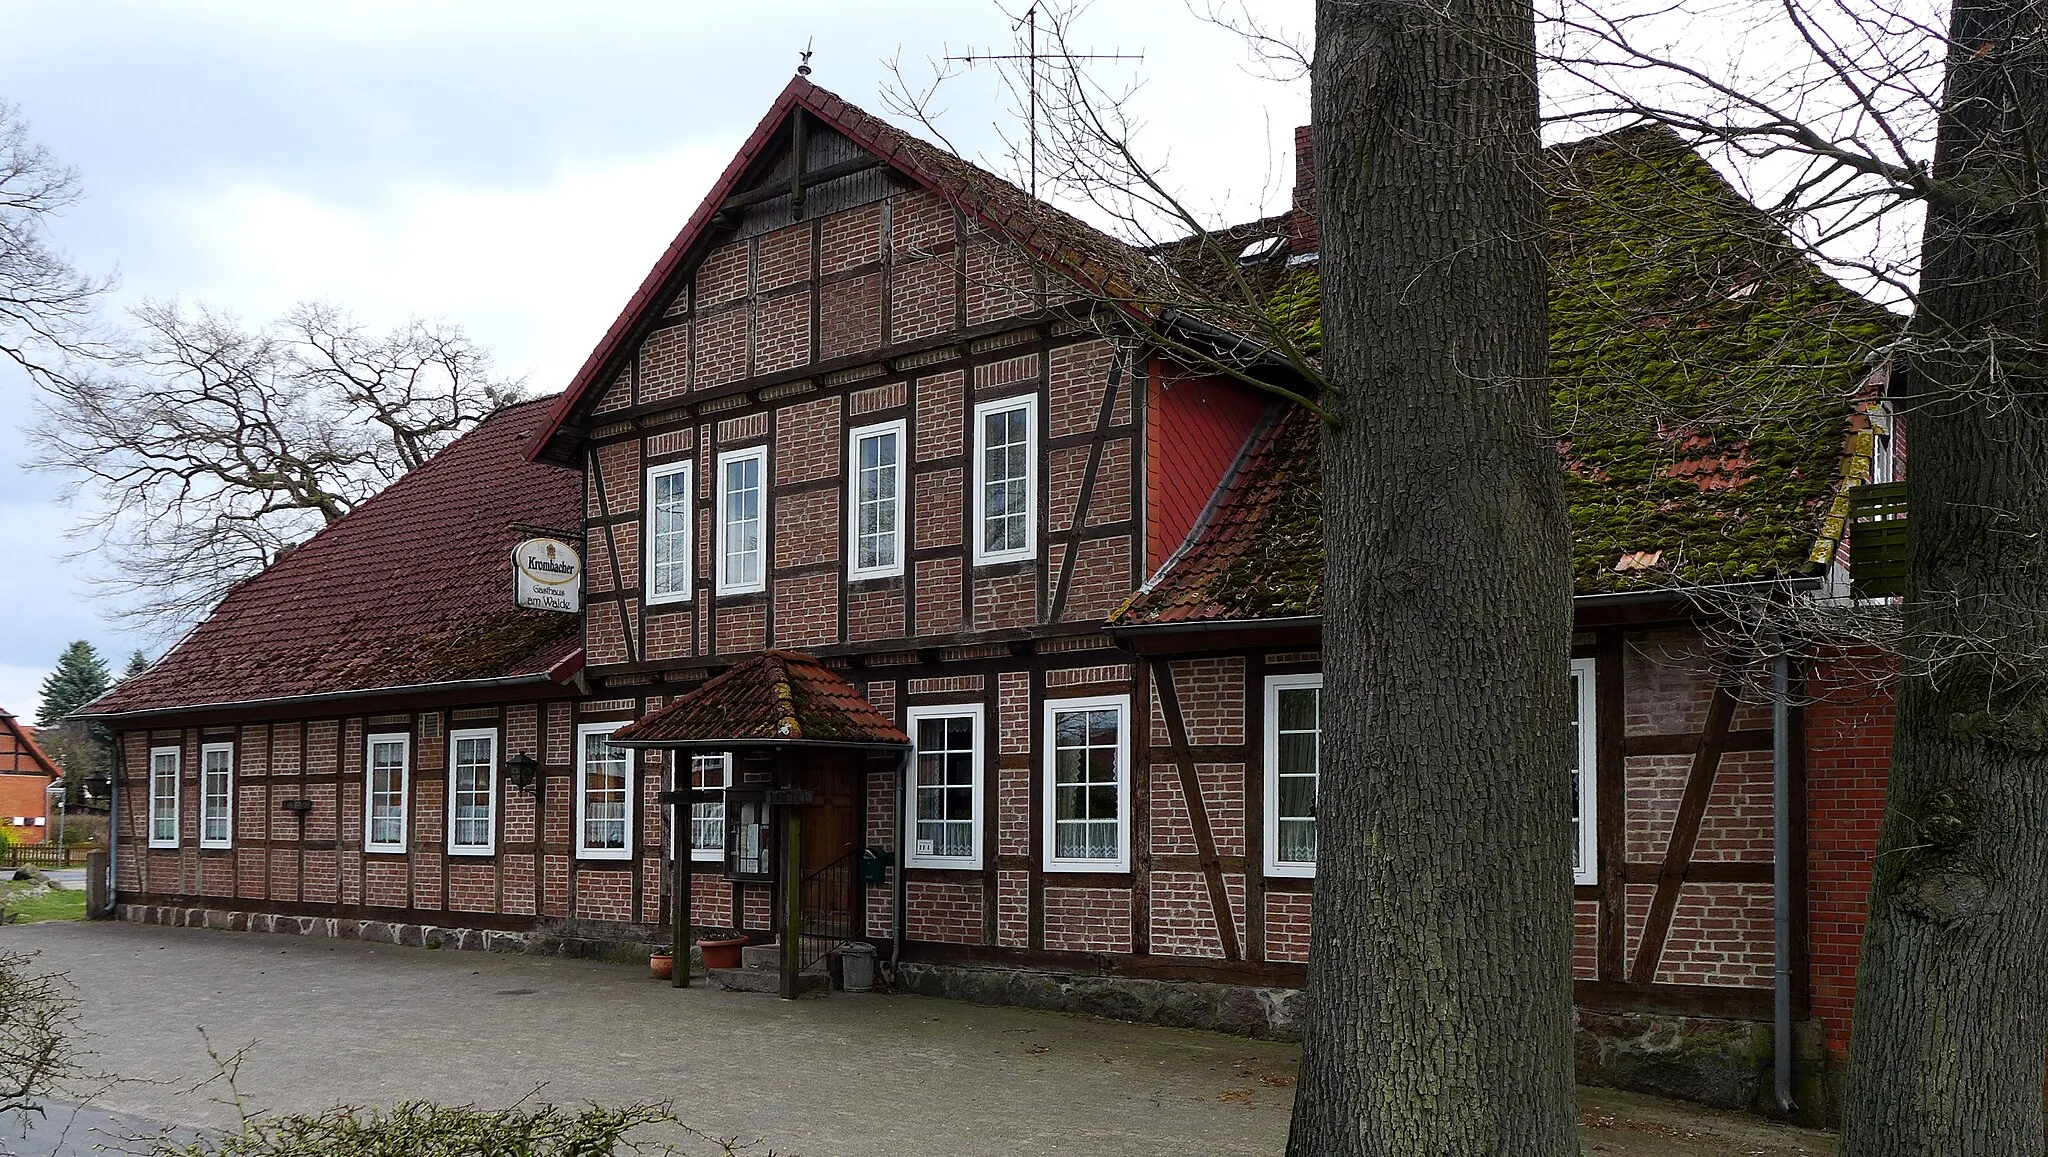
[{"x1": 6, "y1": 921, "x2": 1297, "y2": 1156}]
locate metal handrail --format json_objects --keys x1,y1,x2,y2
[{"x1": 797, "y1": 851, "x2": 859, "y2": 974}]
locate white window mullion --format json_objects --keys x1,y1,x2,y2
[
  {"x1": 1571, "y1": 658, "x2": 1599, "y2": 886},
  {"x1": 646, "y1": 461, "x2": 695, "y2": 604},
  {"x1": 1042, "y1": 695, "x2": 1131, "y2": 873},
  {"x1": 199, "y1": 742, "x2": 234, "y2": 850},
  {"x1": 906, "y1": 705, "x2": 985, "y2": 869},
  {"x1": 576, "y1": 723, "x2": 633, "y2": 861},
  {"x1": 447, "y1": 729, "x2": 498, "y2": 856},
  {"x1": 148, "y1": 747, "x2": 180, "y2": 849},
  {"x1": 1263, "y1": 675, "x2": 1321, "y2": 878},
  {"x1": 365, "y1": 733, "x2": 410, "y2": 853},
  {"x1": 846, "y1": 418, "x2": 907, "y2": 580},
  {"x1": 688, "y1": 753, "x2": 730, "y2": 862},
  {"x1": 973, "y1": 395, "x2": 1038, "y2": 565},
  {"x1": 716, "y1": 446, "x2": 768, "y2": 595}
]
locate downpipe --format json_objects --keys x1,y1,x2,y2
[{"x1": 1772, "y1": 652, "x2": 1796, "y2": 1115}]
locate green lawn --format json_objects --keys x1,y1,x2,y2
[{"x1": 0, "y1": 880, "x2": 87, "y2": 923}]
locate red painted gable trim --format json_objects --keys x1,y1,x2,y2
[{"x1": 531, "y1": 76, "x2": 1151, "y2": 463}]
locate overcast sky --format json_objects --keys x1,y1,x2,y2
[{"x1": 0, "y1": 1, "x2": 1313, "y2": 718}]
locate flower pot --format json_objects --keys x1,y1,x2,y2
[
  {"x1": 649, "y1": 952, "x2": 674, "y2": 980},
  {"x1": 697, "y1": 935, "x2": 748, "y2": 970}
]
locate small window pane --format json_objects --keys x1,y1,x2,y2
[{"x1": 1272, "y1": 685, "x2": 1320, "y2": 868}]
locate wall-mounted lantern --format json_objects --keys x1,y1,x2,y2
[{"x1": 505, "y1": 752, "x2": 541, "y2": 796}]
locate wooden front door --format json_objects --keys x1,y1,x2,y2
[{"x1": 798, "y1": 752, "x2": 861, "y2": 923}]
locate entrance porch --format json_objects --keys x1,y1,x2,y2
[{"x1": 608, "y1": 650, "x2": 910, "y2": 998}]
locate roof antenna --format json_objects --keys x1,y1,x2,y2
[{"x1": 797, "y1": 39, "x2": 814, "y2": 77}]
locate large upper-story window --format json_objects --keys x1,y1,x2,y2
[
  {"x1": 973, "y1": 395, "x2": 1037, "y2": 565},
  {"x1": 1263, "y1": 675, "x2": 1321, "y2": 878},
  {"x1": 365, "y1": 733, "x2": 410, "y2": 853},
  {"x1": 577, "y1": 723, "x2": 632, "y2": 860},
  {"x1": 1571, "y1": 658, "x2": 1599, "y2": 885},
  {"x1": 1043, "y1": 695, "x2": 1131, "y2": 872},
  {"x1": 448, "y1": 728, "x2": 497, "y2": 856},
  {"x1": 199, "y1": 741, "x2": 234, "y2": 850},
  {"x1": 847, "y1": 419, "x2": 906, "y2": 580},
  {"x1": 906, "y1": 705, "x2": 983, "y2": 869},
  {"x1": 646, "y1": 461, "x2": 694, "y2": 604},
  {"x1": 149, "y1": 746, "x2": 180, "y2": 849},
  {"x1": 716, "y1": 446, "x2": 768, "y2": 595}
]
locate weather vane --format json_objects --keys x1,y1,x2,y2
[
  {"x1": 798, "y1": 39, "x2": 814, "y2": 77},
  {"x1": 945, "y1": 4, "x2": 1141, "y2": 197}
]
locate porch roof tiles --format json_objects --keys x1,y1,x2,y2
[{"x1": 610, "y1": 651, "x2": 909, "y2": 749}]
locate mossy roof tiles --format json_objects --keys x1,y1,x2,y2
[
  {"x1": 609, "y1": 651, "x2": 908, "y2": 748},
  {"x1": 1117, "y1": 124, "x2": 1901, "y2": 625}
]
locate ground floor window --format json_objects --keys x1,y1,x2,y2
[
  {"x1": 1571, "y1": 657, "x2": 1599, "y2": 885},
  {"x1": 690, "y1": 753, "x2": 730, "y2": 862},
  {"x1": 149, "y1": 746, "x2": 180, "y2": 848},
  {"x1": 365, "y1": 733, "x2": 410, "y2": 852},
  {"x1": 1263, "y1": 675, "x2": 1320, "y2": 877},
  {"x1": 199, "y1": 741, "x2": 234, "y2": 849},
  {"x1": 907, "y1": 704, "x2": 983, "y2": 868},
  {"x1": 1043, "y1": 694, "x2": 1130, "y2": 872},
  {"x1": 449, "y1": 728, "x2": 497, "y2": 855},
  {"x1": 576, "y1": 723, "x2": 632, "y2": 859}
]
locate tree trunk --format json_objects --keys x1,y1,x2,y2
[
  {"x1": 1287, "y1": 2, "x2": 1577, "y2": 1154},
  {"x1": 1842, "y1": 3, "x2": 2048, "y2": 1152}
]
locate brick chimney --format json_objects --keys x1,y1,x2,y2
[{"x1": 1287, "y1": 124, "x2": 1319, "y2": 256}]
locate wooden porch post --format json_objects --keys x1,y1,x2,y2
[
  {"x1": 780, "y1": 801, "x2": 803, "y2": 999},
  {"x1": 670, "y1": 773, "x2": 689, "y2": 989}
]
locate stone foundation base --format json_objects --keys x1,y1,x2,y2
[
  {"x1": 1575, "y1": 1009, "x2": 1829, "y2": 1125},
  {"x1": 116, "y1": 903, "x2": 532, "y2": 953},
  {"x1": 892, "y1": 961, "x2": 1304, "y2": 1040},
  {"x1": 113, "y1": 904, "x2": 672, "y2": 966}
]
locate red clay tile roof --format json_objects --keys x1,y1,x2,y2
[
  {"x1": 533, "y1": 76, "x2": 1163, "y2": 463},
  {"x1": 1113, "y1": 405, "x2": 1321, "y2": 626},
  {"x1": 610, "y1": 651, "x2": 908, "y2": 748},
  {"x1": 85, "y1": 398, "x2": 585, "y2": 717}
]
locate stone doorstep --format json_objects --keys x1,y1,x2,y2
[{"x1": 709, "y1": 966, "x2": 828, "y2": 996}]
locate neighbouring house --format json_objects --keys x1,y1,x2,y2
[
  {"x1": 80, "y1": 76, "x2": 1912, "y2": 1122},
  {"x1": 0, "y1": 708, "x2": 61, "y2": 845}
]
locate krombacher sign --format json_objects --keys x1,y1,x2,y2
[{"x1": 512, "y1": 537, "x2": 582, "y2": 613}]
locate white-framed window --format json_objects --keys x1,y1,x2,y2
[
  {"x1": 576, "y1": 722, "x2": 633, "y2": 860},
  {"x1": 715, "y1": 446, "x2": 768, "y2": 595},
  {"x1": 906, "y1": 704, "x2": 984, "y2": 869},
  {"x1": 689, "y1": 753, "x2": 730, "y2": 862},
  {"x1": 1571, "y1": 658, "x2": 1599, "y2": 886},
  {"x1": 1263, "y1": 674, "x2": 1320, "y2": 878},
  {"x1": 846, "y1": 418, "x2": 907, "y2": 580},
  {"x1": 199, "y1": 741, "x2": 234, "y2": 850},
  {"x1": 1870, "y1": 399, "x2": 1897, "y2": 484},
  {"x1": 646, "y1": 461, "x2": 694, "y2": 604},
  {"x1": 972, "y1": 395, "x2": 1037, "y2": 565},
  {"x1": 148, "y1": 746, "x2": 180, "y2": 849},
  {"x1": 365, "y1": 733, "x2": 410, "y2": 853},
  {"x1": 1042, "y1": 694, "x2": 1131, "y2": 872},
  {"x1": 448, "y1": 728, "x2": 497, "y2": 856}
]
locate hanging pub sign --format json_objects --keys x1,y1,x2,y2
[{"x1": 512, "y1": 537, "x2": 583, "y2": 613}]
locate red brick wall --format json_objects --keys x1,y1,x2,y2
[
  {"x1": 1043, "y1": 886, "x2": 1133, "y2": 953},
  {"x1": 906, "y1": 880, "x2": 985, "y2": 945},
  {"x1": 1805, "y1": 652, "x2": 1897, "y2": 1068}
]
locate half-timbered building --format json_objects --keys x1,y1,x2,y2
[
  {"x1": 0, "y1": 708, "x2": 61, "y2": 845},
  {"x1": 83, "y1": 78, "x2": 1910, "y2": 1120}
]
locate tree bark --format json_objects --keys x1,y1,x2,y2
[
  {"x1": 1287, "y1": 2, "x2": 1577, "y2": 1154},
  {"x1": 1842, "y1": 3, "x2": 2048, "y2": 1152}
]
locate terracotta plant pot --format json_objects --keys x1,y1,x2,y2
[
  {"x1": 697, "y1": 935, "x2": 748, "y2": 970},
  {"x1": 648, "y1": 952, "x2": 674, "y2": 980}
]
